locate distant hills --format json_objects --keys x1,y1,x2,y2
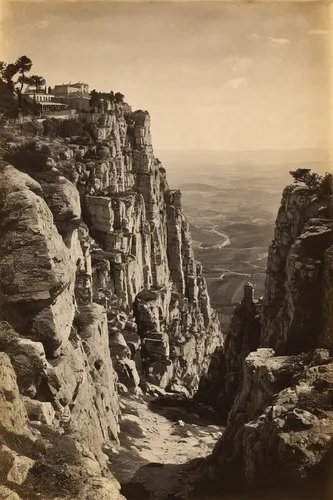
[
  {"x1": 157, "y1": 148, "x2": 331, "y2": 167},
  {"x1": 157, "y1": 148, "x2": 332, "y2": 189}
]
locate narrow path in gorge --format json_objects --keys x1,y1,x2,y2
[{"x1": 107, "y1": 393, "x2": 225, "y2": 499}]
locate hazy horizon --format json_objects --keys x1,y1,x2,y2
[{"x1": 2, "y1": 0, "x2": 332, "y2": 153}]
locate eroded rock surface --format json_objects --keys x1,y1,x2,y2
[
  {"x1": 262, "y1": 181, "x2": 333, "y2": 354},
  {"x1": 202, "y1": 349, "x2": 333, "y2": 491},
  {"x1": 0, "y1": 352, "x2": 124, "y2": 499},
  {"x1": 2, "y1": 105, "x2": 221, "y2": 395},
  {"x1": 191, "y1": 174, "x2": 333, "y2": 498},
  {"x1": 0, "y1": 101, "x2": 223, "y2": 498}
]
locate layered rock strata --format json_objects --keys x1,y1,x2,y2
[
  {"x1": 0, "y1": 99, "x2": 222, "y2": 497},
  {"x1": 262, "y1": 181, "x2": 333, "y2": 354},
  {"x1": 8, "y1": 105, "x2": 221, "y2": 394},
  {"x1": 0, "y1": 161, "x2": 123, "y2": 498},
  {"x1": 202, "y1": 348, "x2": 333, "y2": 496}
]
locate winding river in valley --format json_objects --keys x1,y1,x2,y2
[{"x1": 198, "y1": 225, "x2": 231, "y2": 250}]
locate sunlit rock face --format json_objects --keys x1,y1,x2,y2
[
  {"x1": 0, "y1": 97, "x2": 223, "y2": 498},
  {"x1": 36, "y1": 103, "x2": 222, "y2": 394},
  {"x1": 201, "y1": 348, "x2": 333, "y2": 494},
  {"x1": 191, "y1": 174, "x2": 333, "y2": 497},
  {"x1": 0, "y1": 350, "x2": 124, "y2": 500},
  {"x1": 0, "y1": 158, "x2": 122, "y2": 499},
  {"x1": 261, "y1": 182, "x2": 333, "y2": 355}
]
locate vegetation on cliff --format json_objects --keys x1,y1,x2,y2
[{"x1": 0, "y1": 56, "x2": 46, "y2": 119}]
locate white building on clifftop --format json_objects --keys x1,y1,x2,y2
[
  {"x1": 52, "y1": 82, "x2": 91, "y2": 112},
  {"x1": 53, "y1": 82, "x2": 89, "y2": 96}
]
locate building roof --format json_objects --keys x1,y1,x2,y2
[
  {"x1": 54, "y1": 82, "x2": 88, "y2": 88},
  {"x1": 23, "y1": 90, "x2": 53, "y2": 96},
  {"x1": 39, "y1": 102, "x2": 68, "y2": 107}
]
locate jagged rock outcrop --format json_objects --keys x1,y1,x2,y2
[
  {"x1": 0, "y1": 351, "x2": 124, "y2": 500},
  {"x1": 3, "y1": 103, "x2": 221, "y2": 395},
  {"x1": 0, "y1": 98, "x2": 222, "y2": 498},
  {"x1": 195, "y1": 283, "x2": 262, "y2": 419},
  {"x1": 222, "y1": 283, "x2": 262, "y2": 408},
  {"x1": 69, "y1": 107, "x2": 221, "y2": 393},
  {"x1": 261, "y1": 181, "x2": 333, "y2": 354},
  {"x1": 189, "y1": 174, "x2": 333, "y2": 498},
  {"x1": 0, "y1": 159, "x2": 123, "y2": 498},
  {"x1": 196, "y1": 348, "x2": 333, "y2": 497},
  {"x1": 194, "y1": 346, "x2": 228, "y2": 419}
]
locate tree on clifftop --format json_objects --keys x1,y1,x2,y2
[
  {"x1": 1, "y1": 63, "x2": 18, "y2": 88},
  {"x1": 290, "y1": 168, "x2": 311, "y2": 183},
  {"x1": 90, "y1": 89, "x2": 101, "y2": 108},
  {"x1": 1, "y1": 55, "x2": 39, "y2": 94},
  {"x1": 289, "y1": 168, "x2": 319, "y2": 189},
  {"x1": 0, "y1": 56, "x2": 46, "y2": 118},
  {"x1": 0, "y1": 80, "x2": 19, "y2": 119},
  {"x1": 0, "y1": 62, "x2": 18, "y2": 118},
  {"x1": 115, "y1": 92, "x2": 124, "y2": 103},
  {"x1": 27, "y1": 75, "x2": 46, "y2": 92},
  {"x1": 15, "y1": 55, "x2": 33, "y2": 93},
  {"x1": 290, "y1": 168, "x2": 332, "y2": 195}
]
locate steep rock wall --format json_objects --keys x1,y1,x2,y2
[
  {"x1": 195, "y1": 283, "x2": 262, "y2": 420},
  {"x1": 200, "y1": 348, "x2": 333, "y2": 495},
  {"x1": 0, "y1": 161, "x2": 123, "y2": 499},
  {"x1": 191, "y1": 174, "x2": 333, "y2": 496},
  {"x1": 261, "y1": 181, "x2": 333, "y2": 354},
  {"x1": 37, "y1": 104, "x2": 222, "y2": 394},
  {"x1": 0, "y1": 99, "x2": 222, "y2": 497}
]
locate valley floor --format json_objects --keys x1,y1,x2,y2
[{"x1": 108, "y1": 394, "x2": 224, "y2": 499}]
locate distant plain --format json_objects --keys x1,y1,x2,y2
[{"x1": 159, "y1": 149, "x2": 332, "y2": 316}]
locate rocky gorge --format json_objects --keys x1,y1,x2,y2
[{"x1": 0, "y1": 97, "x2": 333, "y2": 500}]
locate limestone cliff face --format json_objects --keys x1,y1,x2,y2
[
  {"x1": 38, "y1": 104, "x2": 221, "y2": 394},
  {"x1": 0, "y1": 100, "x2": 221, "y2": 497},
  {"x1": 222, "y1": 283, "x2": 261, "y2": 409},
  {"x1": 201, "y1": 348, "x2": 333, "y2": 496},
  {"x1": 0, "y1": 161, "x2": 123, "y2": 499},
  {"x1": 261, "y1": 181, "x2": 333, "y2": 354},
  {"x1": 195, "y1": 283, "x2": 262, "y2": 420}
]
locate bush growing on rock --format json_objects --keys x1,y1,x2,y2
[
  {"x1": 290, "y1": 168, "x2": 333, "y2": 196},
  {"x1": 59, "y1": 118, "x2": 85, "y2": 138},
  {"x1": 290, "y1": 168, "x2": 315, "y2": 187},
  {"x1": 115, "y1": 92, "x2": 125, "y2": 103},
  {"x1": 42, "y1": 117, "x2": 61, "y2": 137},
  {"x1": 43, "y1": 118, "x2": 85, "y2": 138},
  {"x1": 19, "y1": 120, "x2": 43, "y2": 137},
  {"x1": 2, "y1": 140, "x2": 51, "y2": 172},
  {"x1": 23, "y1": 426, "x2": 83, "y2": 498},
  {"x1": 318, "y1": 172, "x2": 333, "y2": 196}
]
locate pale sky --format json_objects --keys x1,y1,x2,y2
[{"x1": 1, "y1": 0, "x2": 332, "y2": 151}]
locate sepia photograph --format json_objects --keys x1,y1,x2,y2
[{"x1": 0, "y1": 0, "x2": 332, "y2": 498}]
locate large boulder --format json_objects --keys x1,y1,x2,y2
[{"x1": 199, "y1": 348, "x2": 333, "y2": 496}]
